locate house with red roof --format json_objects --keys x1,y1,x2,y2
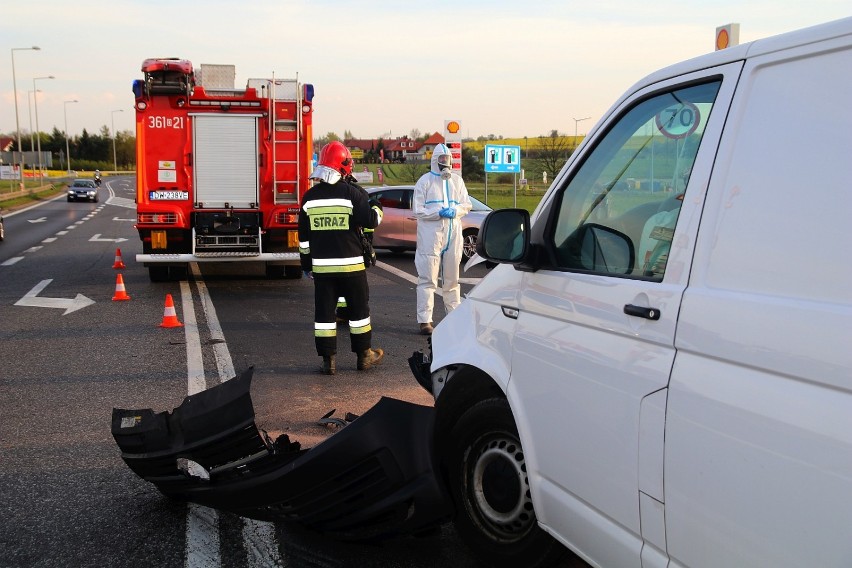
[
  {"x1": 343, "y1": 136, "x2": 427, "y2": 163},
  {"x1": 419, "y1": 132, "x2": 445, "y2": 161}
]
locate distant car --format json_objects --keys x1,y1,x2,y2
[
  {"x1": 0, "y1": 210, "x2": 5, "y2": 242},
  {"x1": 365, "y1": 185, "x2": 492, "y2": 260},
  {"x1": 67, "y1": 179, "x2": 99, "y2": 202}
]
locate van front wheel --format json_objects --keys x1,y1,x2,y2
[{"x1": 447, "y1": 398, "x2": 566, "y2": 568}]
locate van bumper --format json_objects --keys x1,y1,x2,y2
[{"x1": 111, "y1": 367, "x2": 452, "y2": 540}]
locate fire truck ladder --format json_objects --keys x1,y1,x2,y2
[{"x1": 269, "y1": 76, "x2": 301, "y2": 205}]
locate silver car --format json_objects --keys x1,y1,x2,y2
[
  {"x1": 67, "y1": 179, "x2": 99, "y2": 202},
  {"x1": 365, "y1": 185, "x2": 492, "y2": 260}
]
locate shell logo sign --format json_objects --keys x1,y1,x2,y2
[
  {"x1": 715, "y1": 23, "x2": 740, "y2": 51},
  {"x1": 443, "y1": 120, "x2": 463, "y2": 176}
]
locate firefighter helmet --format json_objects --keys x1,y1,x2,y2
[{"x1": 319, "y1": 141, "x2": 353, "y2": 176}]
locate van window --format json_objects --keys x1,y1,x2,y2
[{"x1": 549, "y1": 80, "x2": 721, "y2": 280}]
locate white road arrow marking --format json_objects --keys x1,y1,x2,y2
[
  {"x1": 14, "y1": 279, "x2": 95, "y2": 315},
  {"x1": 28, "y1": 217, "x2": 47, "y2": 223},
  {"x1": 90, "y1": 234, "x2": 128, "y2": 243}
]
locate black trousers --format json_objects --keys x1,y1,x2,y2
[{"x1": 313, "y1": 272, "x2": 371, "y2": 356}]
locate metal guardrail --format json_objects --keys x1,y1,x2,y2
[{"x1": 0, "y1": 184, "x2": 55, "y2": 200}]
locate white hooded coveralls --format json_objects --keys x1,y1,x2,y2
[{"x1": 413, "y1": 144, "x2": 472, "y2": 324}]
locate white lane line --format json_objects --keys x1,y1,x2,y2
[
  {"x1": 375, "y1": 260, "x2": 482, "y2": 292},
  {"x1": 243, "y1": 519, "x2": 282, "y2": 568},
  {"x1": 42, "y1": 237, "x2": 57, "y2": 243},
  {"x1": 56, "y1": 231, "x2": 68, "y2": 235},
  {"x1": 107, "y1": 195, "x2": 137, "y2": 209},
  {"x1": 23, "y1": 246, "x2": 42, "y2": 254},
  {"x1": 2, "y1": 257, "x2": 24, "y2": 266},
  {"x1": 190, "y1": 264, "x2": 235, "y2": 382},
  {"x1": 376, "y1": 260, "x2": 417, "y2": 285},
  {"x1": 188, "y1": 263, "x2": 283, "y2": 567},
  {"x1": 180, "y1": 280, "x2": 221, "y2": 568},
  {"x1": 185, "y1": 504, "x2": 221, "y2": 568},
  {"x1": 180, "y1": 281, "x2": 207, "y2": 396}
]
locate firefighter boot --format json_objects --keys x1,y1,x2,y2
[
  {"x1": 357, "y1": 348, "x2": 384, "y2": 371},
  {"x1": 322, "y1": 355, "x2": 336, "y2": 376}
]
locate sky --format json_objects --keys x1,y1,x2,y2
[{"x1": 1, "y1": 1, "x2": 850, "y2": 143}]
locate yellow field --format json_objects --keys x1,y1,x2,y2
[{"x1": 464, "y1": 136, "x2": 582, "y2": 153}]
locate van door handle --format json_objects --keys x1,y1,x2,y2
[{"x1": 624, "y1": 304, "x2": 661, "y2": 320}]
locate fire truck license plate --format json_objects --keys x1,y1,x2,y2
[{"x1": 150, "y1": 190, "x2": 189, "y2": 200}]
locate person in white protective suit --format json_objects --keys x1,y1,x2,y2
[{"x1": 413, "y1": 143, "x2": 472, "y2": 335}]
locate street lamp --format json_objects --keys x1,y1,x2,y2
[
  {"x1": 27, "y1": 89, "x2": 41, "y2": 151},
  {"x1": 33, "y1": 75, "x2": 55, "y2": 183},
  {"x1": 111, "y1": 109, "x2": 124, "y2": 172},
  {"x1": 11, "y1": 46, "x2": 41, "y2": 189},
  {"x1": 573, "y1": 116, "x2": 591, "y2": 149},
  {"x1": 64, "y1": 100, "x2": 78, "y2": 174}
]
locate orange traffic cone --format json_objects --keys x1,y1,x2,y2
[
  {"x1": 159, "y1": 294, "x2": 183, "y2": 328},
  {"x1": 112, "y1": 274, "x2": 131, "y2": 301},
  {"x1": 112, "y1": 248, "x2": 126, "y2": 269}
]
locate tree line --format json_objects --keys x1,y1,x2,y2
[
  {"x1": 3, "y1": 126, "x2": 136, "y2": 172},
  {"x1": 5, "y1": 125, "x2": 577, "y2": 181}
]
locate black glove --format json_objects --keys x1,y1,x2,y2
[{"x1": 360, "y1": 230, "x2": 376, "y2": 267}]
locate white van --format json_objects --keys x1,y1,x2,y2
[{"x1": 419, "y1": 17, "x2": 852, "y2": 568}]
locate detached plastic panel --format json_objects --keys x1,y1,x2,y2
[{"x1": 111, "y1": 367, "x2": 452, "y2": 540}]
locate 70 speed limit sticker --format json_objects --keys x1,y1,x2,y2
[{"x1": 655, "y1": 102, "x2": 701, "y2": 139}]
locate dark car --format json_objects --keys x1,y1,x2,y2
[
  {"x1": 0, "y1": 210, "x2": 5, "y2": 241},
  {"x1": 67, "y1": 179, "x2": 99, "y2": 202},
  {"x1": 365, "y1": 185, "x2": 492, "y2": 260}
]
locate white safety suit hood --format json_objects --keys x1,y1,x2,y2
[
  {"x1": 309, "y1": 164, "x2": 342, "y2": 185},
  {"x1": 430, "y1": 144, "x2": 452, "y2": 175}
]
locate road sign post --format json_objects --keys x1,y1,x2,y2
[{"x1": 484, "y1": 144, "x2": 522, "y2": 206}]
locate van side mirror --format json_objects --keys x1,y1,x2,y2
[{"x1": 476, "y1": 208, "x2": 531, "y2": 264}]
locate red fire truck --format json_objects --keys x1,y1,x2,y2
[{"x1": 132, "y1": 58, "x2": 314, "y2": 281}]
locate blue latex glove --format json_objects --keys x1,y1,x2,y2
[
  {"x1": 439, "y1": 206, "x2": 456, "y2": 219},
  {"x1": 303, "y1": 270, "x2": 313, "y2": 280}
]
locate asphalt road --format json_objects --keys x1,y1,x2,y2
[{"x1": 1, "y1": 177, "x2": 572, "y2": 567}]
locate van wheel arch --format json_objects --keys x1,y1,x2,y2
[
  {"x1": 433, "y1": 365, "x2": 504, "y2": 451},
  {"x1": 445, "y1": 397, "x2": 566, "y2": 567}
]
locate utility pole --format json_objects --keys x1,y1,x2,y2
[{"x1": 11, "y1": 46, "x2": 41, "y2": 190}]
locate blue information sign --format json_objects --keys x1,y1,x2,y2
[{"x1": 484, "y1": 144, "x2": 521, "y2": 173}]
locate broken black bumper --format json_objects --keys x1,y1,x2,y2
[{"x1": 111, "y1": 367, "x2": 451, "y2": 540}]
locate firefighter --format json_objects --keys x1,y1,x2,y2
[
  {"x1": 336, "y1": 175, "x2": 376, "y2": 324},
  {"x1": 299, "y1": 141, "x2": 384, "y2": 375},
  {"x1": 413, "y1": 144, "x2": 472, "y2": 335}
]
